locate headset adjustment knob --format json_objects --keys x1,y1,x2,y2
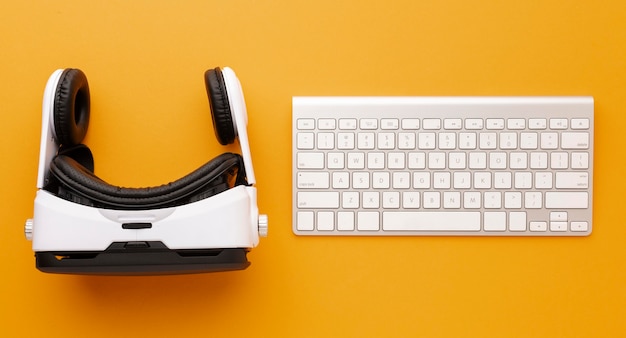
[
  {"x1": 25, "y1": 219, "x2": 34, "y2": 241},
  {"x1": 258, "y1": 214, "x2": 268, "y2": 237}
]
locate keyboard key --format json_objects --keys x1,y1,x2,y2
[
  {"x1": 507, "y1": 119, "x2": 526, "y2": 130},
  {"x1": 571, "y1": 152, "x2": 589, "y2": 169},
  {"x1": 357, "y1": 132, "x2": 375, "y2": 149},
  {"x1": 520, "y1": 132, "x2": 538, "y2": 149},
  {"x1": 318, "y1": 119, "x2": 336, "y2": 130},
  {"x1": 443, "y1": 191, "x2": 461, "y2": 209},
  {"x1": 545, "y1": 192, "x2": 588, "y2": 209},
  {"x1": 337, "y1": 212, "x2": 355, "y2": 231},
  {"x1": 540, "y1": 133, "x2": 558, "y2": 149},
  {"x1": 327, "y1": 152, "x2": 345, "y2": 169},
  {"x1": 465, "y1": 118, "x2": 484, "y2": 130},
  {"x1": 347, "y1": 153, "x2": 365, "y2": 169},
  {"x1": 530, "y1": 221, "x2": 547, "y2": 232},
  {"x1": 418, "y1": 133, "x2": 436, "y2": 149},
  {"x1": 444, "y1": 118, "x2": 462, "y2": 130},
  {"x1": 402, "y1": 192, "x2": 420, "y2": 208},
  {"x1": 550, "y1": 211, "x2": 568, "y2": 221},
  {"x1": 360, "y1": 118, "x2": 378, "y2": 130},
  {"x1": 342, "y1": 192, "x2": 360, "y2": 208},
  {"x1": 332, "y1": 172, "x2": 349, "y2": 189},
  {"x1": 352, "y1": 172, "x2": 370, "y2": 188},
  {"x1": 550, "y1": 118, "x2": 568, "y2": 130},
  {"x1": 372, "y1": 172, "x2": 390, "y2": 189},
  {"x1": 358, "y1": 212, "x2": 380, "y2": 231},
  {"x1": 387, "y1": 152, "x2": 405, "y2": 169},
  {"x1": 317, "y1": 132, "x2": 334, "y2": 149},
  {"x1": 571, "y1": 221, "x2": 589, "y2": 232},
  {"x1": 398, "y1": 132, "x2": 416, "y2": 150},
  {"x1": 504, "y1": 192, "x2": 522, "y2": 208},
  {"x1": 297, "y1": 211, "x2": 315, "y2": 231},
  {"x1": 378, "y1": 133, "x2": 396, "y2": 149},
  {"x1": 363, "y1": 192, "x2": 380, "y2": 208},
  {"x1": 297, "y1": 132, "x2": 314, "y2": 149},
  {"x1": 337, "y1": 133, "x2": 355, "y2": 150},
  {"x1": 479, "y1": 133, "x2": 497, "y2": 149},
  {"x1": 297, "y1": 172, "x2": 330, "y2": 189},
  {"x1": 392, "y1": 172, "x2": 411, "y2": 189},
  {"x1": 548, "y1": 221, "x2": 568, "y2": 232},
  {"x1": 382, "y1": 212, "x2": 481, "y2": 231},
  {"x1": 381, "y1": 118, "x2": 399, "y2": 130},
  {"x1": 439, "y1": 133, "x2": 456, "y2": 149},
  {"x1": 383, "y1": 192, "x2": 401, "y2": 208},
  {"x1": 571, "y1": 118, "x2": 589, "y2": 130},
  {"x1": 509, "y1": 152, "x2": 527, "y2": 169},
  {"x1": 524, "y1": 192, "x2": 542, "y2": 209},
  {"x1": 555, "y1": 172, "x2": 589, "y2": 189},
  {"x1": 339, "y1": 118, "x2": 357, "y2": 130},
  {"x1": 297, "y1": 119, "x2": 315, "y2": 130},
  {"x1": 401, "y1": 118, "x2": 420, "y2": 129},
  {"x1": 317, "y1": 211, "x2": 335, "y2": 231},
  {"x1": 484, "y1": 212, "x2": 506, "y2": 231},
  {"x1": 486, "y1": 118, "x2": 505, "y2": 130},
  {"x1": 422, "y1": 119, "x2": 441, "y2": 130},
  {"x1": 459, "y1": 133, "x2": 477, "y2": 149},
  {"x1": 500, "y1": 133, "x2": 517, "y2": 149},
  {"x1": 509, "y1": 212, "x2": 527, "y2": 231},
  {"x1": 408, "y1": 152, "x2": 426, "y2": 169},
  {"x1": 413, "y1": 172, "x2": 431, "y2": 189},
  {"x1": 528, "y1": 118, "x2": 547, "y2": 130},
  {"x1": 561, "y1": 132, "x2": 590, "y2": 149},
  {"x1": 297, "y1": 192, "x2": 340, "y2": 209},
  {"x1": 297, "y1": 152, "x2": 324, "y2": 169},
  {"x1": 367, "y1": 152, "x2": 385, "y2": 169}
]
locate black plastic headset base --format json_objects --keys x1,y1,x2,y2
[{"x1": 35, "y1": 241, "x2": 250, "y2": 275}]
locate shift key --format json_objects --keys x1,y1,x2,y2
[{"x1": 297, "y1": 192, "x2": 340, "y2": 208}]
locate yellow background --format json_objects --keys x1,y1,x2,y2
[{"x1": 2, "y1": 1, "x2": 625, "y2": 337}]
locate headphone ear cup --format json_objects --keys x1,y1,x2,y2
[
  {"x1": 54, "y1": 69, "x2": 90, "y2": 146},
  {"x1": 205, "y1": 67, "x2": 236, "y2": 145}
]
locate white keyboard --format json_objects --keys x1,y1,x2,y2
[{"x1": 292, "y1": 97, "x2": 594, "y2": 236}]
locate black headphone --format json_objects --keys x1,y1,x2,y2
[{"x1": 44, "y1": 67, "x2": 249, "y2": 210}]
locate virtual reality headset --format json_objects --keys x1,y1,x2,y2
[{"x1": 25, "y1": 67, "x2": 268, "y2": 275}]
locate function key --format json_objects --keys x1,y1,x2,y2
[
  {"x1": 529, "y1": 118, "x2": 547, "y2": 130},
  {"x1": 507, "y1": 118, "x2": 526, "y2": 130},
  {"x1": 318, "y1": 118, "x2": 336, "y2": 130},
  {"x1": 571, "y1": 118, "x2": 590, "y2": 130},
  {"x1": 381, "y1": 118, "x2": 399, "y2": 130},
  {"x1": 401, "y1": 118, "x2": 420, "y2": 130},
  {"x1": 339, "y1": 118, "x2": 357, "y2": 130},
  {"x1": 465, "y1": 118, "x2": 484, "y2": 130},
  {"x1": 360, "y1": 118, "x2": 378, "y2": 130},
  {"x1": 444, "y1": 118, "x2": 462, "y2": 130},
  {"x1": 297, "y1": 119, "x2": 315, "y2": 130},
  {"x1": 422, "y1": 119, "x2": 441, "y2": 130},
  {"x1": 486, "y1": 118, "x2": 505, "y2": 130},
  {"x1": 550, "y1": 118, "x2": 568, "y2": 130}
]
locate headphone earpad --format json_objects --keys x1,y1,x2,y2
[
  {"x1": 205, "y1": 67, "x2": 235, "y2": 145},
  {"x1": 54, "y1": 69, "x2": 90, "y2": 146}
]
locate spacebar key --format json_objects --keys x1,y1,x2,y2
[{"x1": 383, "y1": 212, "x2": 481, "y2": 231}]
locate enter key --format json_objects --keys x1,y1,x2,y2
[{"x1": 555, "y1": 172, "x2": 589, "y2": 189}]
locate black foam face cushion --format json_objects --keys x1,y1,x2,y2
[{"x1": 50, "y1": 151, "x2": 245, "y2": 209}]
